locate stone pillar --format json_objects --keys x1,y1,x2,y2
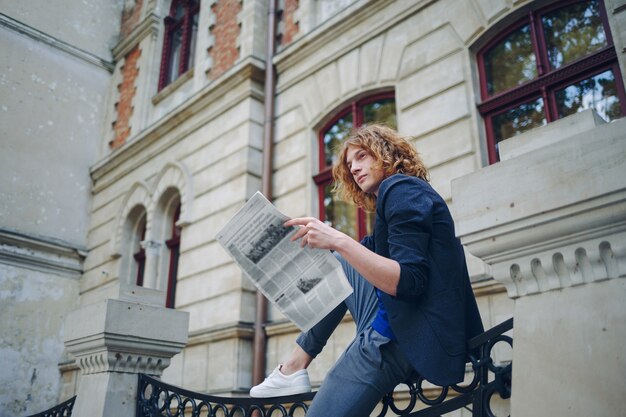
[
  {"x1": 141, "y1": 239, "x2": 162, "y2": 289},
  {"x1": 64, "y1": 283, "x2": 188, "y2": 417},
  {"x1": 451, "y1": 111, "x2": 626, "y2": 417}
]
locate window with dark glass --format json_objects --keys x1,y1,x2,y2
[
  {"x1": 134, "y1": 217, "x2": 147, "y2": 286},
  {"x1": 158, "y1": 0, "x2": 199, "y2": 90},
  {"x1": 477, "y1": 0, "x2": 626, "y2": 163},
  {"x1": 165, "y1": 204, "x2": 181, "y2": 309},
  {"x1": 313, "y1": 93, "x2": 396, "y2": 241}
]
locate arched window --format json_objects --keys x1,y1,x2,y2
[
  {"x1": 120, "y1": 206, "x2": 147, "y2": 286},
  {"x1": 477, "y1": 0, "x2": 626, "y2": 163},
  {"x1": 133, "y1": 219, "x2": 147, "y2": 286},
  {"x1": 158, "y1": 0, "x2": 200, "y2": 90},
  {"x1": 165, "y1": 203, "x2": 181, "y2": 308},
  {"x1": 313, "y1": 92, "x2": 396, "y2": 240}
]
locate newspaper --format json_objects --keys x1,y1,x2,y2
[{"x1": 216, "y1": 191, "x2": 353, "y2": 332}]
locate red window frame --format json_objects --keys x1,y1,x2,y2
[
  {"x1": 158, "y1": 0, "x2": 199, "y2": 91},
  {"x1": 165, "y1": 204, "x2": 181, "y2": 309},
  {"x1": 313, "y1": 91, "x2": 395, "y2": 240},
  {"x1": 477, "y1": 0, "x2": 626, "y2": 164}
]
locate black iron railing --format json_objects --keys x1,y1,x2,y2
[
  {"x1": 136, "y1": 318, "x2": 513, "y2": 417},
  {"x1": 23, "y1": 395, "x2": 76, "y2": 417},
  {"x1": 380, "y1": 318, "x2": 513, "y2": 417}
]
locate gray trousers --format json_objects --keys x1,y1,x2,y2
[{"x1": 296, "y1": 254, "x2": 414, "y2": 417}]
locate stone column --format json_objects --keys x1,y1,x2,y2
[
  {"x1": 64, "y1": 283, "x2": 188, "y2": 417},
  {"x1": 140, "y1": 239, "x2": 162, "y2": 289},
  {"x1": 451, "y1": 111, "x2": 626, "y2": 417}
]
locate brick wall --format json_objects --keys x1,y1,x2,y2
[
  {"x1": 111, "y1": 47, "x2": 141, "y2": 149},
  {"x1": 120, "y1": 0, "x2": 144, "y2": 38},
  {"x1": 280, "y1": 0, "x2": 299, "y2": 47},
  {"x1": 208, "y1": 0, "x2": 242, "y2": 80}
]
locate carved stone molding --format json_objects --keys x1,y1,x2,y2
[
  {"x1": 64, "y1": 297, "x2": 189, "y2": 377},
  {"x1": 452, "y1": 114, "x2": 626, "y2": 299},
  {"x1": 0, "y1": 12, "x2": 114, "y2": 71},
  {"x1": 490, "y1": 231, "x2": 626, "y2": 298},
  {"x1": 112, "y1": 12, "x2": 161, "y2": 60},
  {"x1": 75, "y1": 351, "x2": 170, "y2": 376},
  {"x1": 0, "y1": 228, "x2": 86, "y2": 276}
]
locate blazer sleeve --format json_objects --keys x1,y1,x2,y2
[
  {"x1": 379, "y1": 177, "x2": 432, "y2": 302},
  {"x1": 360, "y1": 234, "x2": 375, "y2": 251}
]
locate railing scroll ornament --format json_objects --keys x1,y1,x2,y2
[{"x1": 23, "y1": 396, "x2": 76, "y2": 417}]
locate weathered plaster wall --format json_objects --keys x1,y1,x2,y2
[
  {"x1": 0, "y1": 2, "x2": 121, "y2": 413},
  {"x1": 0, "y1": 26, "x2": 112, "y2": 245},
  {"x1": 0, "y1": 264, "x2": 78, "y2": 417},
  {"x1": 0, "y1": 0, "x2": 123, "y2": 59}
]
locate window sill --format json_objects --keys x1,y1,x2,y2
[{"x1": 152, "y1": 69, "x2": 195, "y2": 105}]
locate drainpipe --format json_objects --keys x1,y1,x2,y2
[{"x1": 253, "y1": 0, "x2": 278, "y2": 386}]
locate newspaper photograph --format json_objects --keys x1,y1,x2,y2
[{"x1": 216, "y1": 191, "x2": 353, "y2": 332}]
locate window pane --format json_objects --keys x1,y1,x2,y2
[
  {"x1": 188, "y1": 12, "x2": 199, "y2": 69},
  {"x1": 168, "y1": 27, "x2": 183, "y2": 83},
  {"x1": 323, "y1": 184, "x2": 357, "y2": 239},
  {"x1": 485, "y1": 24, "x2": 537, "y2": 95},
  {"x1": 173, "y1": 1, "x2": 185, "y2": 20},
  {"x1": 323, "y1": 114, "x2": 353, "y2": 167},
  {"x1": 492, "y1": 97, "x2": 547, "y2": 147},
  {"x1": 362, "y1": 99, "x2": 397, "y2": 128},
  {"x1": 555, "y1": 69, "x2": 623, "y2": 122},
  {"x1": 365, "y1": 210, "x2": 375, "y2": 236},
  {"x1": 542, "y1": 0, "x2": 606, "y2": 70}
]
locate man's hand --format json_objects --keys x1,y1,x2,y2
[
  {"x1": 285, "y1": 217, "x2": 400, "y2": 296},
  {"x1": 284, "y1": 217, "x2": 349, "y2": 250}
]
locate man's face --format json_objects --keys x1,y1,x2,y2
[{"x1": 346, "y1": 145, "x2": 385, "y2": 196}]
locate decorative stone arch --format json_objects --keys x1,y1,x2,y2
[
  {"x1": 310, "y1": 86, "x2": 398, "y2": 132},
  {"x1": 146, "y1": 161, "x2": 193, "y2": 295},
  {"x1": 111, "y1": 181, "x2": 153, "y2": 259},
  {"x1": 151, "y1": 161, "x2": 194, "y2": 227}
]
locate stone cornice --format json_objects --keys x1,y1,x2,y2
[
  {"x1": 265, "y1": 313, "x2": 353, "y2": 337},
  {"x1": 151, "y1": 68, "x2": 195, "y2": 105},
  {"x1": 453, "y1": 117, "x2": 626, "y2": 299},
  {"x1": 472, "y1": 279, "x2": 507, "y2": 297},
  {"x1": 187, "y1": 322, "x2": 255, "y2": 346},
  {"x1": 64, "y1": 298, "x2": 189, "y2": 376},
  {"x1": 273, "y1": 0, "x2": 437, "y2": 92},
  {"x1": 460, "y1": 191, "x2": 626, "y2": 262},
  {"x1": 90, "y1": 57, "x2": 265, "y2": 191},
  {"x1": 112, "y1": 12, "x2": 161, "y2": 60},
  {"x1": 498, "y1": 230, "x2": 626, "y2": 298},
  {"x1": 73, "y1": 350, "x2": 172, "y2": 375},
  {"x1": 0, "y1": 228, "x2": 86, "y2": 276},
  {"x1": 65, "y1": 332, "x2": 187, "y2": 358},
  {"x1": 0, "y1": 12, "x2": 114, "y2": 72}
]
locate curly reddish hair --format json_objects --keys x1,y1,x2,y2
[{"x1": 332, "y1": 124, "x2": 429, "y2": 211}]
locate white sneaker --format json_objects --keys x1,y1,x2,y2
[{"x1": 250, "y1": 365, "x2": 312, "y2": 397}]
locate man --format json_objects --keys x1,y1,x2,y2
[{"x1": 251, "y1": 124, "x2": 484, "y2": 417}]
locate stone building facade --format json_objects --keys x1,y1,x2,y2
[
  {"x1": 1, "y1": 0, "x2": 625, "y2": 416},
  {"x1": 0, "y1": 1, "x2": 124, "y2": 415}
]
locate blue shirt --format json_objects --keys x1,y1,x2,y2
[
  {"x1": 359, "y1": 234, "x2": 396, "y2": 340},
  {"x1": 371, "y1": 289, "x2": 396, "y2": 340}
]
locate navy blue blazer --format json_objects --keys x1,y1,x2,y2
[{"x1": 363, "y1": 174, "x2": 484, "y2": 386}]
